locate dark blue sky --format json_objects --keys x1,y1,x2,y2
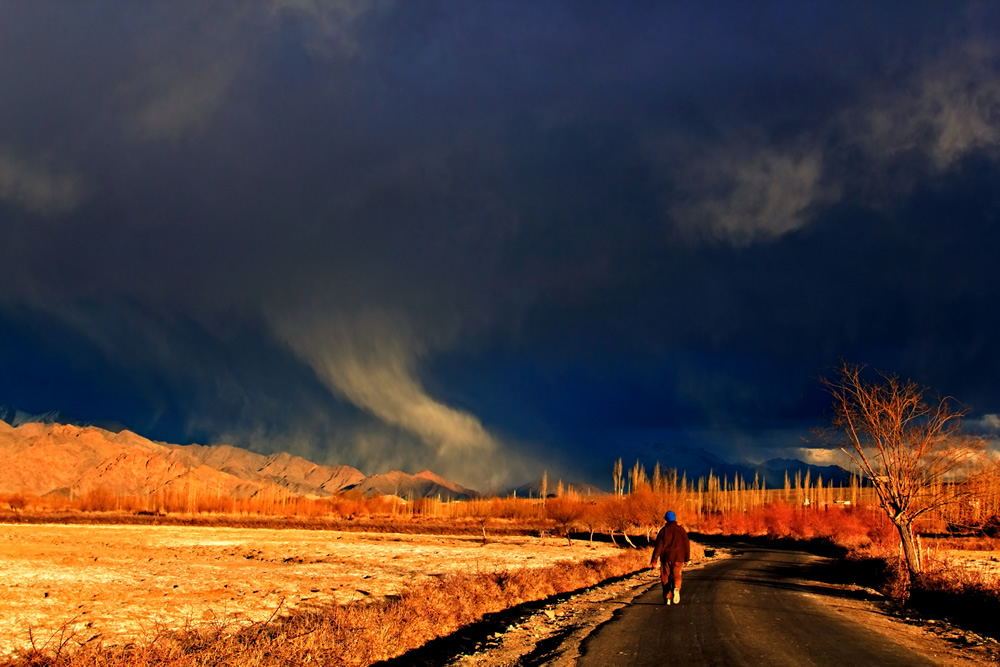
[{"x1": 1, "y1": 1, "x2": 999, "y2": 489}]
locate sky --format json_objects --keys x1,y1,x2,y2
[{"x1": 1, "y1": 1, "x2": 999, "y2": 490}]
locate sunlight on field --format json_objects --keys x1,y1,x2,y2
[
  {"x1": 0, "y1": 524, "x2": 617, "y2": 653},
  {"x1": 932, "y1": 550, "x2": 1000, "y2": 581}
]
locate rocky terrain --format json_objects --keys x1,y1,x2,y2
[{"x1": 0, "y1": 420, "x2": 476, "y2": 500}]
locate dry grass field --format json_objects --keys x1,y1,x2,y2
[
  {"x1": 0, "y1": 523, "x2": 619, "y2": 655},
  {"x1": 933, "y1": 550, "x2": 1000, "y2": 578}
]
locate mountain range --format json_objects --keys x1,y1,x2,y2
[
  {"x1": 0, "y1": 409, "x2": 853, "y2": 500},
  {"x1": 628, "y1": 441, "x2": 854, "y2": 489},
  {"x1": 0, "y1": 419, "x2": 477, "y2": 501}
]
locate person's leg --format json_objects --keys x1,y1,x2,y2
[
  {"x1": 671, "y1": 561, "x2": 684, "y2": 603},
  {"x1": 672, "y1": 561, "x2": 684, "y2": 590},
  {"x1": 659, "y1": 561, "x2": 671, "y2": 604}
]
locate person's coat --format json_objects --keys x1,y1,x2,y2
[{"x1": 651, "y1": 521, "x2": 690, "y2": 563}]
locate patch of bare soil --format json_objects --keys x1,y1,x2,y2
[{"x1": 0, "y1": 523, "x2": 620, "y2": 655}]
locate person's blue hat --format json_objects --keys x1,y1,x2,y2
[{"x1": 665, "y1": 511, "x2": 676, "y2": 522}]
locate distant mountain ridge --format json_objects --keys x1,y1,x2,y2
[
  {"x1": 0, "y1": 406, "x2": 129, "y2": 434},
  {"x1": 0, "y1": 410, "x2": 853, "y2": 500},
  {"x1": 629, "y1": 442, "x2": 853, "y2": 489},
  {"x1": 351, "y1": 469, "x2": 478, "y2": 501},
  {"x1": 0, "y1": 419, "x2": 474, "y2": 500}
]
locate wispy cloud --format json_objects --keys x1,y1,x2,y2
[
  {"x1": 855, "y1": 39, "x2": 1000, "y2": 170},
  {"x1": 669, "y1": 145, "x2": 832, "y2": 245},
  {"x1": 0, "y1": 150, "x2": 84, "y2": 215},
  {"x1": 122, "y1": 61, "x2": 240, "y2": 143},
  {"x1": 272, "y1": 309, "x2": 525, "y2": 488},
  {"x1": 271, "y1": 0, "x2": 387, "y2": 58},
  {"x1": 665, "y1": 35, "x2": 1000, "y2": 247},
  {"x1": 968, "y1": 413, "x2": 1000, "y2": 433},
  {"x1": 118, "y1": 1, "x2": 384, "y2": 142}
]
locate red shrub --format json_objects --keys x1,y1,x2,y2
[{"x1": 764, "y1": 502, "x2": 795, "y2": 539}]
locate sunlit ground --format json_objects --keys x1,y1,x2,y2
[{"x1": 0, "y1": 523, "x2": 615, "y2": 654}]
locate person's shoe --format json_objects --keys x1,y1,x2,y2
[{"x1": 673, "y1": 589, "x2": 680, "y2": 605}]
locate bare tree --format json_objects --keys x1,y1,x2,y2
[
  {"x1": 6, "y1": 493, "x2": 26, "y2": 512},
  {"x1": 468, "y1": 498, "x2": 500, "y2": 544},
  {"x1": 579, "y1": 501, "x2": 603, "y2": 547},
  {"x1": 602, "y1": 495, "x2": 637, "y2": 548},
  {"x1": 821, "y1": 362, "x2": 986, "y2": 577},
  {"x1": 546, "y1": 497, "x2": 584, "y2": 546}
]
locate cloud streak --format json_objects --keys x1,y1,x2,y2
[
  {"x1": 0, "y1": 150, "x2": 84, "y2": 215},
  {"x1": 855, "y1": 39, "x2": 1000, "y2": 170},
  {"x1": 116, "y1": 0, "x2": 385, "y2": 142},
  {"x1": 669, "y1": 145, "x2": 832, "y2": 245},
  {"x1": 273, "y1": 310, "x2": 520, "y2": 488},
  {"x1": 662, "y1": 28, "x2": 1000, "y2": 247}
]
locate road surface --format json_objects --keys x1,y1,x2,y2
[{"x1": 577, "y1": 544, "x2": 948, "y2": 666}]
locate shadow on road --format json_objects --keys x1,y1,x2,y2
[{"x1": 690, "y1": 538, "x2": 889, "y2": 605}]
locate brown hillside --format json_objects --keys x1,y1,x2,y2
[
  {"x1": 0, "y1": 420, "x2": 468, "y2": 501},
  {"x1": 353, "y1": 470, "x2": 478, "y2": 500},
  {"x1": 0, "y1": 422, "x2": 166, "y2": 496}
]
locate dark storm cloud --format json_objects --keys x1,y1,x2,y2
[{"x1": 2, "y1": 1, "x2": 999, "y2": 486}]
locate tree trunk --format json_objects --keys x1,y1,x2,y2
[{"x1": 894, "y1": 520, "x2": 922, "y2": 575}]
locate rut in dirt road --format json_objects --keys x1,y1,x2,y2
[{"x1": 578, "y1": 546, "x2": 945, "y2": 667}]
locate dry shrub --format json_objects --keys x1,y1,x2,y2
[
  {"x1": 1, "y1": 549, "x2": 652, "y2": 667},
  {"x1": 824, "y1": 507, "x2": 872, "y2": 550},
  {"x1": 694, "y1": 511, "x2": 722, "y2": 534},
  {"x1": 77, "y1": 487, "x2": 117, "y2": 512},
  {"x1": 862, "y1": 509, "x2": 901, "y2": 558},
  {"x1": 493, "y1": 497, "x2": 542, "y2": 522},
  {"x1": 764, "y1": 502, "x2": 795, "y2": 538},
  {"x1": 2, "y1": 493, "x2": 28, "y2": 511},
  {"x1": 911, "y1": 561, "x2": 1000, "y2": 639},
  {"x1": 788, "y1": 508, "x2": 816, "y2": 539},
  {"x1": 928, "y1": 535, "x2": 1000, "y2": 551},
  {"x1": 732, "y1": 508, "x2": 766, "y2": 535}
]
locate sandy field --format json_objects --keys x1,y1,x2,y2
[{"x1": 0, "y1": 523, "x2": 618, "y2": 654}]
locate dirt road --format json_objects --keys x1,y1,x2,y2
[{"x1": 576, "y1": 544, "x2": 994, "y2": 666}]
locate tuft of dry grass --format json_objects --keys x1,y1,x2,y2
[
  {"x1": 910, "y1": 562, "x2": 1000, "y2": 640},
  {"x1": 926, "y1": 536, "x2": 1000, "y2": 551},
  {"x1": 1, "y1": 549, "x2": 651, "y2": 667}
]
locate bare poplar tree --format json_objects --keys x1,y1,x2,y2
[{"x1": 821, "y1": 362, "x2": 986, "y2": 577}]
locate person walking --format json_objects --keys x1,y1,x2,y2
[{"x1": 650, "y1": 510, "x2": 690, "y2": 605}]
